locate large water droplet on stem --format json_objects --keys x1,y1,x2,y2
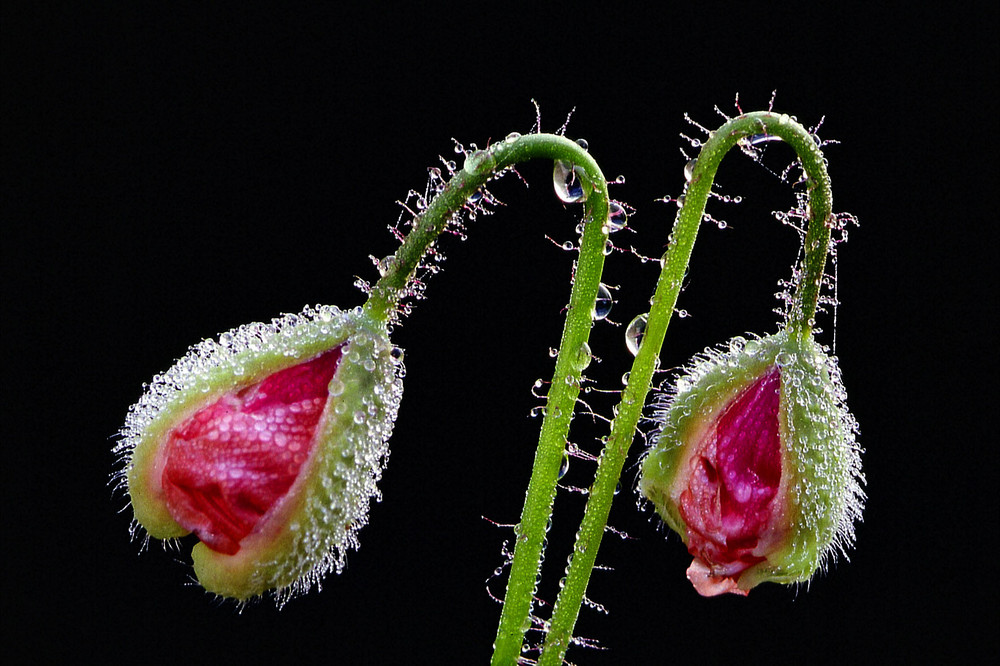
[
  {"x1": 625, "y1": 313, "x2": 648, "y2": 356},
  {"x1": 553, "y1": 160, "x2": 590, "y2": 203},
  {"x1": 684, "y1": 159, "x2": 697, "y2": 183},
  {"x1": 593, "y1": 283, "x2": 614, "y2": 321},
  {"x1": 573, "y1": 341, "x2": 593, "y2": 372},
  {"x1": 606, "y1": 202, "x2": 627, "y2": 232}
]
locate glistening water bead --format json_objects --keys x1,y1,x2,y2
[
  {"x1": 606, "y1": 202, "x2": 627, "y2": 232},
  {"x1": 625, "y1": 313, "x2": 648, "y2": 356},
  {"x1": 573, "y1": 341, "x2": 593, "y2": 372},
  {"x1": 593, "y1": 284, "x2": 614, "y2": 321},
  {"x1": 552, "y1": 161, "x2": 589, "y2": 204},
  {"x1": 684, "y1": 159, "x2": 697, "y2": 183}
]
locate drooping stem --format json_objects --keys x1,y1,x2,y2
[
  {"x1": 363, "y1": 134, "x2": 608, "y2": 328},
  {"x1": 537, "y1": 111, "x2": 835, "y2": 665},
  {"x1": 355, "y1": 134, "x2": 611, "y2": 665}
]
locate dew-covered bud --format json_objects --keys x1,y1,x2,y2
[
  {"x1": 639, "y1": 330, "x2": 864, "y2": 596},
  {"x1": 113, "y1": 305, "x2": 404, "y2": 604}
]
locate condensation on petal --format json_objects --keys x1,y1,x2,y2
[{"x1": 162, "y1": 347, "x2": 343, "y2": 554}]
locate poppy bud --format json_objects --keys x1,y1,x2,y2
[
  {"x1": 113, "y1": 305, "x2": 404, "y2": 603},
  {"x1": 639, "y1": 330, "x2": 864, "y2": 596}
]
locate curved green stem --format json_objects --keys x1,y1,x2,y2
[
  {"x1": 538, "y1": 111, "x2": 835, "y2": 665},
  {"x1": 354, "y1": 133, "x2": 611, "y2": 665}
]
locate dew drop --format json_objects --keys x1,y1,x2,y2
[
  {"x1": 505, "y1": 131, "x2": 521, "y2": 144},
  {"x1": 592, "y1": 283, "x2": 614, "y2": 320},
  {"x1": 463, "y1": 149, "x2": 491, "y2": 175},
  {"x1": 625, "y1": 313, "x2": 648, "y2": 356},
  {"x1": 575, "y1": 138, "x2": 589, "y2": 151},
  {"x1": 744, "y1": 133, "x2": 783, "y2": 146},
  {"x1": 376, "y1": 255, "x2": 396, "y2": 277},
  {"x1": 683, "y1": 159, "x2": 697, "y2": 182},
  {"x1": 573, "y1": 341, "x2": 592, "y2": 372},
  {"x1": 558, "y1": 452, "x2": 570, "y2": 479},
  {"x1": 553, "y1": 160, "x2": 589, "y2": 203},
  {"x1": 606, "y1": 202, "x2": 627, "y2": 232},
  {"x1": 776, "y1": 351, "x2": 796, "y2": 367}
]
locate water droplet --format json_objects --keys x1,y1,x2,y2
[
  {"x1": 548, "y1": 347, "x2": 559, "y2": 358},
  {"x1": 376, "y1": 255, "x2": 397, "y2": 277},
  {"x1": 575, "y1": 138, "x2": 589, "y2": 151},
  {"x1": 467, "y1": 189, "x2": 483, "y2": 204},
  {"x1": 776, "y1": 351, "x2": 796, "y2": 367},
  {"x1": 606, "y1": 202, "x2": 627, "y2": 232},
  {"x1": 553, "y1": 160, "x2": 589, "y2": 203},
  {"x1": 683, "y1": 159, "x2": 697, "y2": 182},
  {"x1": 592, "y1": 283, "x2": 614, "y2": 320},
  {"x1": 621, "y1": 371, "x2": 630, "y2": 386},
  {"x1": 744, "y1": 133, "x2": 783, "y2": 146},
  {"x1": 675, "y1": 195, "x2": 686, "y2": 209},
  {"x1": 625, "y1": 313, "x2": 648, "y2": 356},
  {"x1": 463, "y1": 149, "x2": 491, "y2": 175},
  {"x1": 390, "y1": 347, "x2": 405, "y2": 364},
  {"x1": 676, "y1": 309, "x2": 689, "y2": 318},
  {"x1": 573, "y1": 341, "x2": 592, "y2": 371},
  {"x1": 505, "y1": 131, "x2": 521, "y2": 144},
  {"x1": 558, "y1": 452, "x2": 570, "y2": 479}
]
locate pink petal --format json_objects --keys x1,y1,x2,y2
[{"x1": 161, "y1": 347, "x2": 343, "y2": 554}]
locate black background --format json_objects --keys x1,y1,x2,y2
[{"x1": 4, "y1": 4, "x2": 996, "y2": 664}]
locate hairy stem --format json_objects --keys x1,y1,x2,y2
[
  {"x1": 355, "y1": 133, "x2": 611, "y2": 665},
  {"x1": 538, "y1": 111, "x2": 834, "y2": 665}
]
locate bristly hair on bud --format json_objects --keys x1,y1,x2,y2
[
  {"x1": 639, "y1": 330, "x2": 864, "y2": 596},
  {"x1": 112, "y1": 305, "x2": 404, "y2": 606}
]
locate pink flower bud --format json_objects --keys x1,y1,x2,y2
[
  {"x1": 113, "y1": 306, "x2": 404, "y2": 603},
  {"x1": 639, "y1": 331, "x2": 864, "y2": 596}
]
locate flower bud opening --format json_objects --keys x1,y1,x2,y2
[
  {"x1": 676, "y1": 366, "x2": 785, "y2": 596},
  {"x1": 113, "y1": 306, "x2": 405, "y2": 603},
  {"x1": 640, "y1": 331, "x2": 864, "y2": 596}
]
